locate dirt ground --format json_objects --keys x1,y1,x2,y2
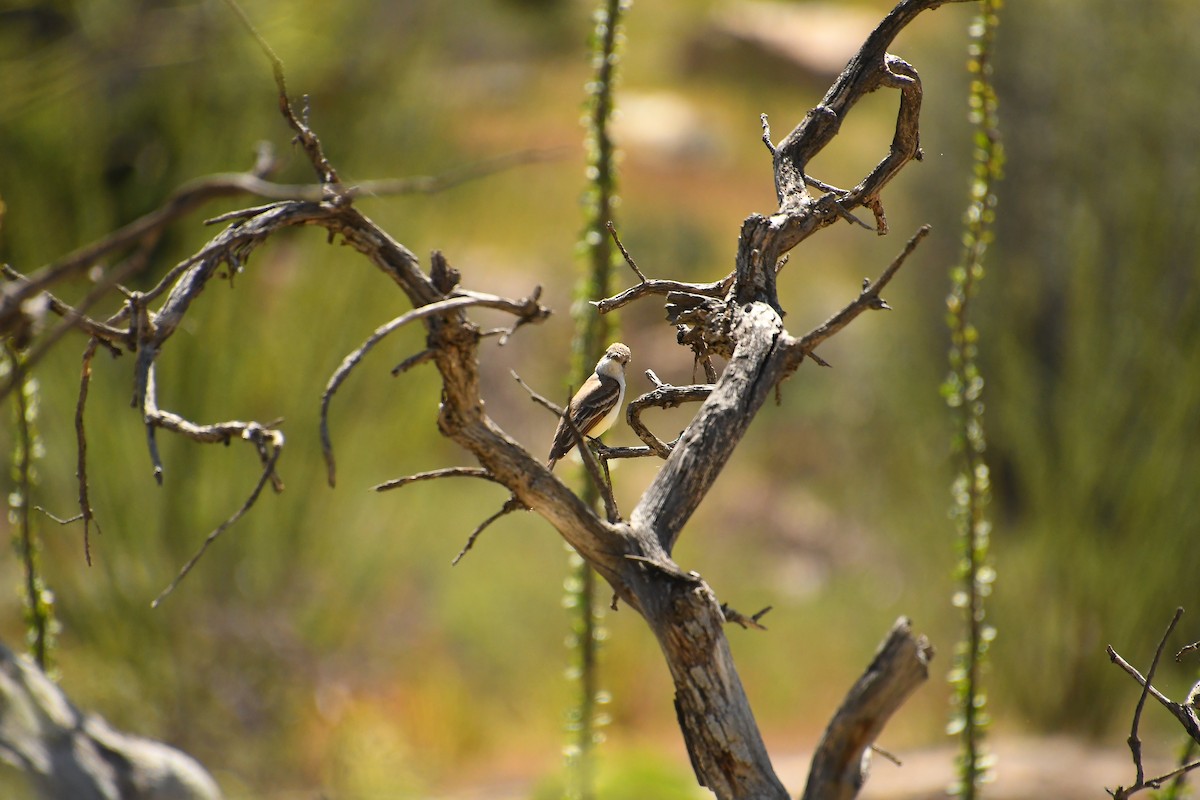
[
  {"x1": 772, "y1": 736, "x2": 1175, "y2": 799},
  {"x1": 438, "y1": 736, "x2": 1179, "y2": 799}
]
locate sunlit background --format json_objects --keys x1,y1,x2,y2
[{"x1": 2, "y1": 0, "x2": 1199, "y2": 797}]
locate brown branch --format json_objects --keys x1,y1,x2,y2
[
  {"x1": 720, "y1": 603, "x2": 773, "y2": 631},
  {"x1": 774, "y1": 1, "x2": 966, "y2": 208},
  {"x1": 321, "y1": 292, "x2": 546, "y2": 487},
  {"x1": 452, "y1": 495, "x2": 527, "y2": 565},
  {"x1": 801, "y1": 618, "x2": 933, "y2": 800},
  {"x1": 595, "y1": 275, "x2": 731, "y2": 315},
  {"x1": 151, "y1": 429, "x2": 283, "y2": 609},
  {"x1": 142, "y1": 361, "x2": 284, "y2": 487},
  {"x1": 0, "y1": 144, "x2": 278, "y2": 346},
  {"x1": 606, "y1": 221, "x2": 647, "y2": 282},
  {"x1": 0, "y1": 147, "x2": 552, "y2": 399},
  {"x1": 796, "y1": 224, "x2": 930, "y2": 359},
  {"x1": 1107, "y1": 608, "x2": 1200, "y2": 798},
  {"x1": 626, "y1": 379, "x2": 713, "y2": 459},
  {"x1": 221, "y1": 0, "x2": 340, "y2": 187},
  {"x1": 594, "y1": 443, "x2": 658, "y2": 461},
  {"x1": 0, "y1": 266, "x2": 130, "y2": 405},
  {"x1": 373, "y1": 467, "x2": 499, "y2": 493},
  {"x1": 1, "y1": 266, "x2": 130, "y2": 347},
  {"x1": 75, "y1": 338, "x2": 100, "y2": 565}
]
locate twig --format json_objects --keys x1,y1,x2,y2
[
  {"x1": 322, "y1": 289, "x2": 548, "y2": 485},
  {"x1": 606, "y1": 221, "x2": 647, "y2": 282},
  {"x1": 373, "y1": 467, "x2": 498, "y2": 492},
  {"x1": 320, "y1": 295, "x2": 486, "y2": 486},
  {"x1": 1107, "y1": 608, "x2": 1200, "y2": 798},
  {"x1": 142, "y1": 361, "x2": 285, "y2": 484},
  {"x1": 595, "y1": 275, "x2": 731, "y2": 315},
  {"x1": 825, "y1": 199, "x2": 876, "y2": 231},
  {"x1": 492, "y1": 285, "x2": 544, "y2": 345},
  {"x1": 0, "y1": 144, "x2": 274, "y2": 347},
  {"x1": 760, "y1": 113, "x2": 775, "y2": 155},
  {"x1": 1108, "y1": 646, "x2": 1192, "y2": 726},
  {"x1": 870, "y1": 744, "x2": 902, "y2": 767},
  {"x1": 1132, "y1": 610, "x2": 1184, "y2": 786},
  {"x1": 0, "y1": 266, "x2": 130, "y2": 345},
  {"x1": 151, "y1": 430, "x2": 284, "y2": 608},
  {"x1": 452, "y1": 496, "x2": 525, "y2": 565},
  {"x1": 720, "y1": 603, "x2": 773, "y2": 631},
  {"x1": 596, "y1": 443, "x2": 657, "y2": 461},
  {"x1": 804, "y1": 174, "x2": 845, "y2": 194},
  {"x1": 796, "y1": 224, "x2": 929, "y2": 359},
  {"x1": 391, "y1": 348, "x2": 434, "y2": 376},
  {"x1": 0, "y1": 148, "x2": 553, "y2": 375},
  {"x1": 221, "y1": 0, "x2": 341, "y2": 187},
  {"x1": 75, "y1": 338, "x2": 100, "y2": 564},
  {"x1": 626, "y1": 382, "x2": 713, "y2": 458},
  {"x1": 32, "y1": 508, "x2": 83, "y2": 525},
  {"x1": 512, "y1": 370, "x2": 565, "y2": 418},
  {"x1": 0, "y1": 267, "x2": 129, "y2": 405},
  {"x1": 624, "y1": 554, "x2": 700, "y2": 583}
]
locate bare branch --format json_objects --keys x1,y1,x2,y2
[
  {"x1": 627, "y1": 381, "x2": 713, "y2": 459},
  {"x1": 796, "y1": 224, "x2": 930, "y2": 359},
  {"x1": 760, "y1": 113, "x2": 775, "y2": 155},
  {"x1": 321, "y1": 293, "x2": 543, "y2": 487},
  {"x1": 1107, "y1": 609, "x2": 1200, "y2": 798},
  {"x1": 594, "y1": 443, "x2": 658, "y2": 461},
  {"x1": 595, "y1": 275, "x2": 731, "y2": 315},
  {"x1": 373, "y1": 467, "x2": 499, "y2": 493},
  {"x1": 32, "y1": 508, "x2": 83, "y2": 525},
  {"x1": 606, "y1": 221, "x2": 647, "y2": 282},
  {"x1": 76, "y1": 338, "x2": 100, "y2": 565},
  {"x1": 142, "y1": 361, "x2": 285, "y2": 487},
  {"x1": 392, "y1": 348, "x2": 434, "y2": 376},
  {"x1": 151, "y1": 430, "x2": 284, "y2": 609},
  {"x1": 452, "y1": 496, "x2": 526, "y2": 565},
  {"x1": 801, "y1": 618, "x2": 933, "y2": 800},
  {"x1": 221, "y1": 0, "x2": 341, "y2": 187},
  {"x1": 720, "y1": 603, "x2": 773, "y2": 631},
  {"x1": 0, "y1": 266, "x2": 130, "y2": 404},
  {"x1": 630, "y1": 303, "x2": 787, "y2": 552}
]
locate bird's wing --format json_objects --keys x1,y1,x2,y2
[{"x1": 548, "y1": 374, "x2": 622, "y2": 463}]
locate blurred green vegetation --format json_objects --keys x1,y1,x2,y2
[{"x1": 1, "y1": 0, "x2": 1198, "y2": 797}]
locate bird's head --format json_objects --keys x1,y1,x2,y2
[{"x1": 602, "y1": 342, "x2": 631, "y2": 368}]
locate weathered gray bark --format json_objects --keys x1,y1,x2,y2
[
  {"x1": 802, "y1": 619, "x2": 934, "y2": 800},
  {"x1": 0, "y1": 642, "x2": 222, "y2": 800}
]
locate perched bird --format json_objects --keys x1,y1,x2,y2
[{"x1": 547, "y1": 342, "x2": 632, "y2": 469}]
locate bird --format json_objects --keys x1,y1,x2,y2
[{"x1": 547, "y1": 342, "x2": 632, "y2": 470}]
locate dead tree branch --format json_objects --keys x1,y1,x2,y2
[
  {"x1": 1108, "y1": 608, "x2": 1200, "y2": 798},
  {"x1": 8, "y1": 0, "x2": 966, "y2": 795},
  {"x1": 801, "y1": 618, "x2": 934, "y2": 800}
]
